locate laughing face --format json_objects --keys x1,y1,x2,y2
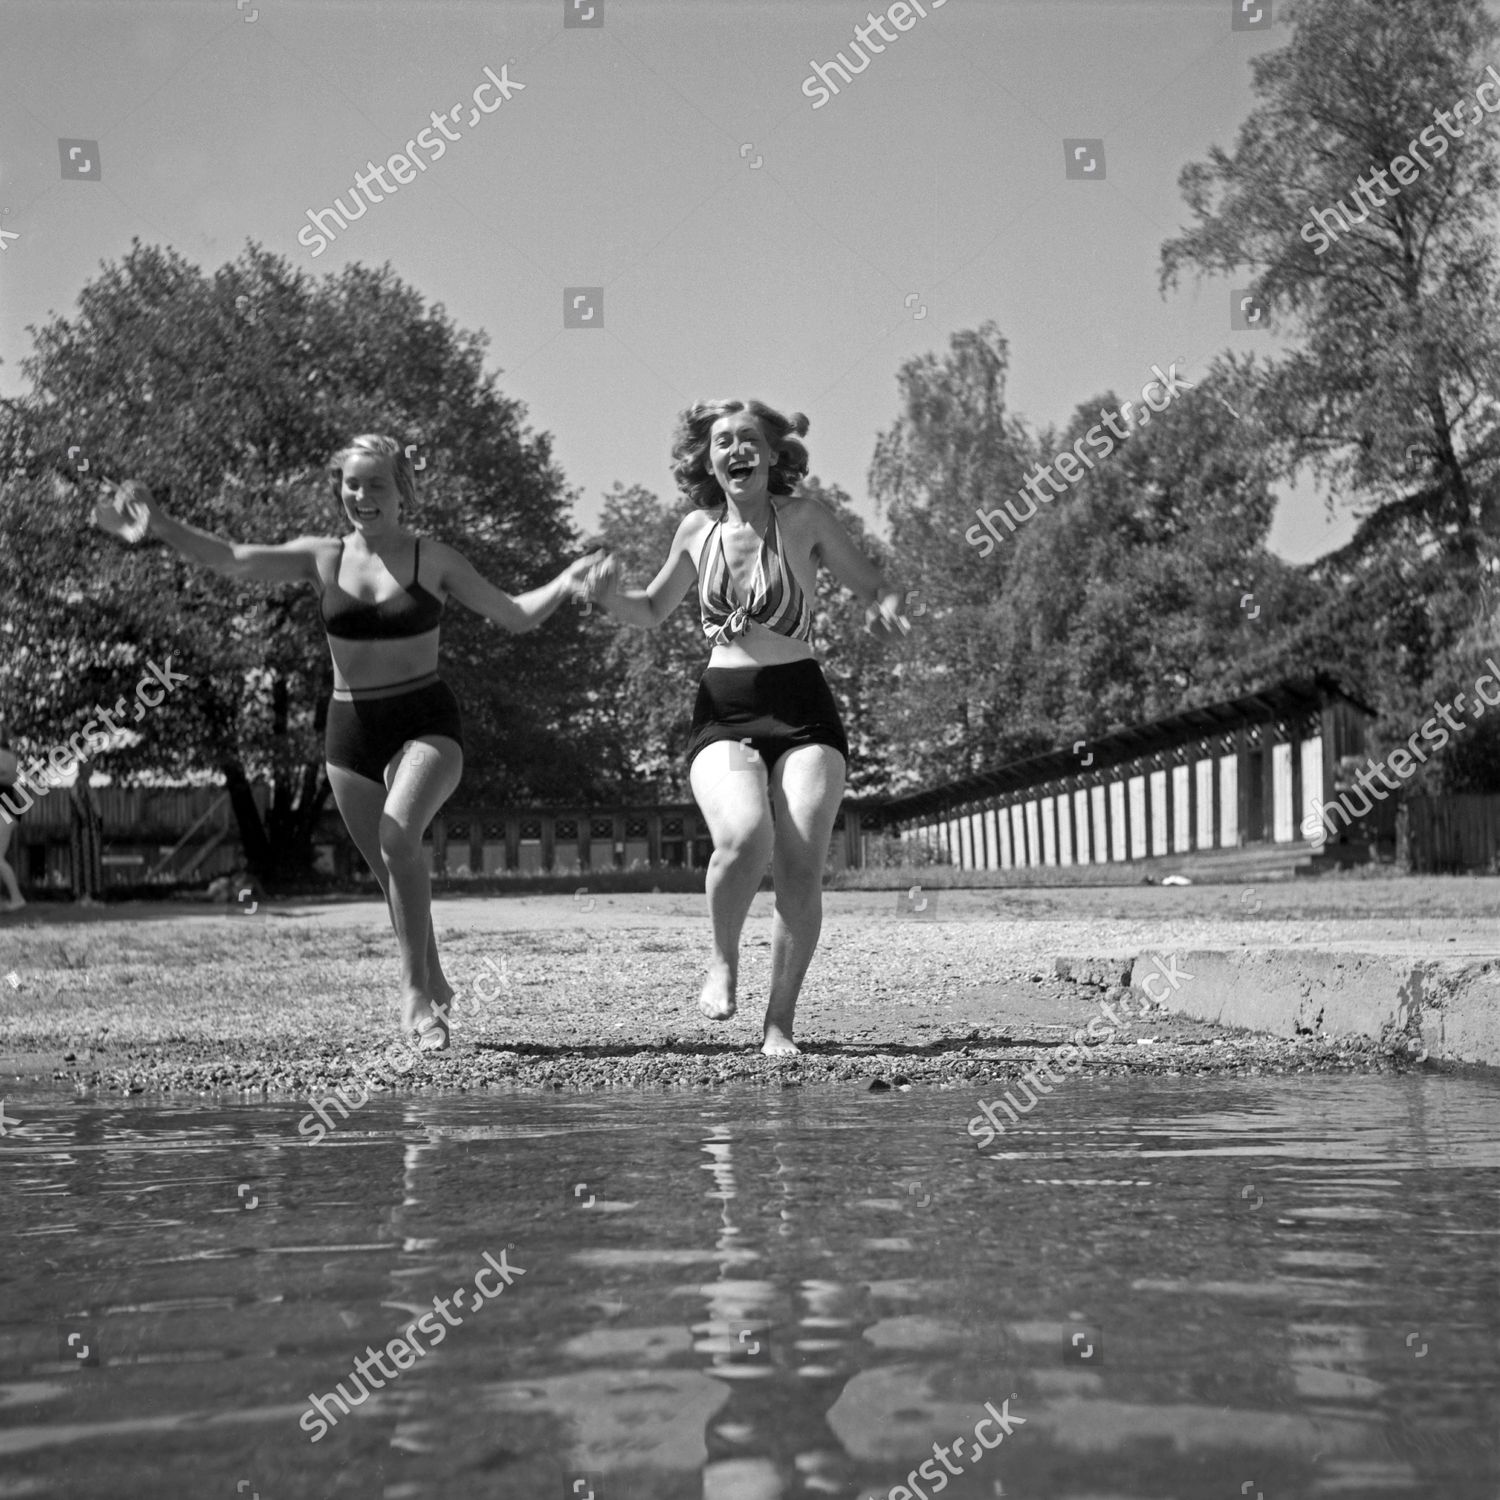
[
  {"x1": 339, "y1": 453, "x2": 401, "y2": 534},
  {"x1": 707, "y1": 412, "x2": 773, "y2": 502}
]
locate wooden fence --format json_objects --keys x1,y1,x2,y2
[
  {"x1": 3, "y1": 783, "x2": 869, "y2": 892},
  {"x1": 3, "y1": 783, "x2": 271, "y2": 891},
  {"x1": 8, "y1": 782, "x2": 1500, "y2": 891},
  {"x1": 1399, "y1": 795, "x2": 1500, "y2": 874}
]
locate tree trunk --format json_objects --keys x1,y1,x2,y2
[
  {"x1": 221, "y1": 757, "x2": 330, "y2": 884},
  {"x1": 264, "y1": 762, "x2": 330, "y2": 881},
  {"x1": 66, "y1": 777, "x2": 104, "y2": 903},
  {"x1": 221, "y1": 760, "x2": 272, "y2": 876}
]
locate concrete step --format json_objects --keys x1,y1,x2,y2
[{"x1": 1056, "y1": 949, "x2": 1500, "y2": 1068}]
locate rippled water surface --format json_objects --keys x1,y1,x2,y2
[{"x1": 3, "y1": 1074, "x2": 1498, "y2": 1499}]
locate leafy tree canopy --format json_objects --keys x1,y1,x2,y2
[
  {"x1": 1160, "y1": 0, "x2": 1500, "y2": 787},
  {"x1": 0, "y1": 240, "x2": 602, "y2": 875}
]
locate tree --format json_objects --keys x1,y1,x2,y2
[
  {"x1": 867, "y1": 322, "x2": 1042, "y2": 787},
  {"x1": 1161, "y1": 0, "x2": 1500, "y2": 550},
  {"x1": 870, "y1": 324, "x2": 1318, "y2": 780},
  {"x1": 586, "y1": 482, "x2": 707, "y2": 799},
  {"x1": 1159, "y1": 0, "x2": 1500, "y2": 784},
  {"x1": 993, "y1": 358, "x2": 1316, "y2": 744},
  {"x1": 0, "y1": 241, "x2": 602, "y2": 880}
]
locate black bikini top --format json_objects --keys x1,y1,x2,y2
[{"x1": 320, "y1": 537, "x2": 445, "y2": 641}]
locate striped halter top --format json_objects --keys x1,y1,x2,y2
[{"x1": 697, "y1": 504, "x2": 813, "y2": 647}]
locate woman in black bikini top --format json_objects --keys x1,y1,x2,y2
[{"x1": 96, "y1": 433, "x2": 603, "y2": 1055}]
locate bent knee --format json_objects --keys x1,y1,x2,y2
[
  {"x1": 712, "y1": 821, "x2": 775, "y2": 863},
  {"x1": 378, "y1": 819, "x2": 425, "y2": 869}
]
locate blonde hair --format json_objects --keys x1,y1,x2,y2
[
  {"x1": 670, "y1": 399, "x2": 810, "y2": 510},
  {"x1": 328, "y1": 434, "x2": 419, "y2": 514}
]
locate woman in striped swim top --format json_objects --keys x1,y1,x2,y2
[
  {"x1": 586, "y1": 398, "x2": 911, "y2": 1054},
  {"x1": 95, "y1": 434, "x2": 603, "y2": 1054}
]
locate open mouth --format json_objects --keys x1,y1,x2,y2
[{"x1": 727, "y1": 460, "x2": 755, "y2": 480}]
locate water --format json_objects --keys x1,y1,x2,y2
[{"x1": 3, "y1": 1074, "x2": 1497, "y2": 1499}]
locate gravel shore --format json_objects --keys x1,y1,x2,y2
[{"x1": 1, "y1": 882, "x2": 1485, "y2": 1098}]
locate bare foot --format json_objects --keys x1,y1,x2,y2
[
  {"x1": 699, "y1": 961, "x2": 737, "y2": 1021},
  {"x1": 761, "y1": 1023, "x2": 799, "y2": 1057},
  {"x1": 401, "y1": 988, "x2": 450, "y2": 1042},
  {"x1": 414, "y1": 1014, "x2": 450, "y2": 1052},
  {"x1": 425, "y1": 987, "x2": 455, "y2": 1049},
  {"x1": 400, "y1": 989, "x2": 425, "y2": 1032}
]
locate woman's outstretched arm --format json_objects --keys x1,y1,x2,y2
[
  {"x1": 589, "y1": 511, "x2": 705, "y2": 629},
  {"x1": 806, "y1": 501, "x2": 911, "y2": 640},
  {"x1": 431, "y1": 541, "x2": 605, "y2": 634},
  {"x1": 95, "y1": 480, "x2": 323, "y2": 586}
]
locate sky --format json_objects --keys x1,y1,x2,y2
[{"x1": 1, "y1": 0, "x2": 1359, "y2": 562}]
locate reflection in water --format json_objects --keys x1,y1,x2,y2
[
  {"x1": 386, "y1": 1129, "x2": 442, "y2": 1458},
  {"x1": 693, "y1": 1121, "x2": 870, "y2": 1497},
  {"x1": 1, "y1": 1075, "x2": 1496, "y2": 1498}
]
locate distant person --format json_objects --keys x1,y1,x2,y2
[
  {"x1": 587, "y1": 400, "x2": 909, "y2": 1054},
  {"x1": 95, "y1": 434, "x2": 603, "y2": 1052},
  {"x1": 0, "y1": 716, "x2": 26, "y2": 911}
]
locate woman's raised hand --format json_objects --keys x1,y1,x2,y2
[
  {"x1": 579, "y1": 550, "x2": 620, "y2": 606},
  {"x1": 93, "y1": 479, "x2": 155, "y2": 545},
  {"x1": 566, "y1": 548, "x2": 614, "y2": 603},
  {"x1": 865, "y1": 588, "x2": 912, "y2": 642}
]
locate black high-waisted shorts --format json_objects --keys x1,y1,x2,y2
[
  {"x1": 325, "y1": 673, "x2": 464, "y2": 784},
  {"x1": 685, "y1": 659, "x2": 849, "y2": 774}
]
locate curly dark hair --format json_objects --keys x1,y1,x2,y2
[{"x1": 670, "y1": 399, "x2": 810, "y2": 510}]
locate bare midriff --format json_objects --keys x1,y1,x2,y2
[
  {"x1": 329, "y1": 628, "x2": 441, "y2": 696},
  {"x1": 707, "y1": 621, "x2": 816, "y2": 669}
]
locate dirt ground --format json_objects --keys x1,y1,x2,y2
[{"x1": 0, "y1": 877, "x2": 1491, "y2": 1097}]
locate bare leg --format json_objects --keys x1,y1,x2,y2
[
  {"x1": 327, "y1": 736, "x2": 461, "y2": 1037},
  {"x1": 381, "y1": 746, "x2": 456, "y2": 1020},
  {"x1": 379, "y1": 738, "x2": 462, "y2": 1034},
  {"x1": 688, "y1": 740, "x2": 774, "y2": 1022},
  {"x1": 328, "y1": 765, "x2": 440, "y2": 999},
  {"x1": 762, "y1": 745, "x2": 845, "y2": 1055},
  {"x1": 0, "y1": 817, "x2": 23, "y2": 908}
]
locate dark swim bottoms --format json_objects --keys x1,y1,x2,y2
[
  {"x1": 685, "y1": 659, "x2": 849, "y2": 774},
  {"x1": 324, "y1": 673, "x2": 464, "y2": 784}
]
